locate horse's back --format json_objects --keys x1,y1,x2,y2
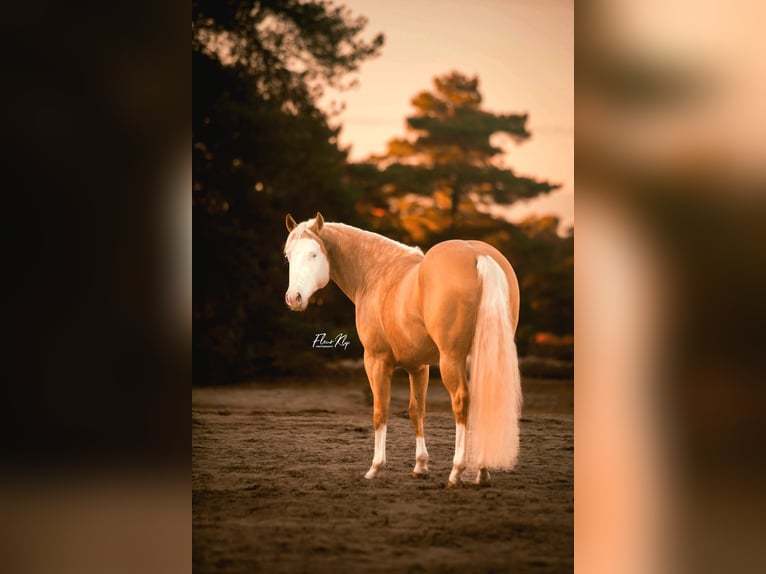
[
  {"x1": 420, "y1": 239, "x2": 484, "y2": 294},
  {"x1": 421, "y1": 239, "x2": 518, "y2": 297}
]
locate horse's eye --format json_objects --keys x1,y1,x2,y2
[{"x1": 311, "y1": 253, "x2": 317, "y2": 259}]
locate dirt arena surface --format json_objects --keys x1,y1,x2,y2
[{"x1": 193, "y1": 373, "x2": 573, "y2": 573}]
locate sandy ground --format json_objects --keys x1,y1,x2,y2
[{"x1": 193, "y1": 373, "x2": 572, "y2": 573}]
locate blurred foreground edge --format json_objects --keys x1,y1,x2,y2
[
  {"x1": 1, "y1": 2, "x2": 189, "y2": 574},
  {"x1": 577, "y1": 1, "x2": 766, "y2": 573}
]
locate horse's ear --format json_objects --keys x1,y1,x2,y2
[
  {"x1": 314, "y1": 212, "x2": 324, "y2": 232},
  {"x1": 286, "y1": 214, "x2": 298, "y2": 232}
]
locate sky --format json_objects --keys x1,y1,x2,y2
[{"x1": 323, "y1": 0, "x2": 574, "y2": 232}]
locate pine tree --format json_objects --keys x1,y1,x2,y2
[{"x1": 350, "y1": 71, "x2": 558, "y2": 239}]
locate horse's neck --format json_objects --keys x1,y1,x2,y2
[{"x1": 322, "y1": 223, "x2": 419, "y2": 304}]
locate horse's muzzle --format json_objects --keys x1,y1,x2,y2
[{"x1": 285, "y1": 290, "x2": 306, "y2": 311}]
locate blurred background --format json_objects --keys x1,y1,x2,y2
[
  {"x1": 192, "y1": 0, "x2": 574, "y2": 384},
  {"x1": 10, "y1": 0, "x2": 766, "y2": 572},
  {"x1": 2, "y1": 2, "x2": 190, "y2": 573},
  {"x1": 577, "y1": 1, "x2": 766, "y2": 573}
]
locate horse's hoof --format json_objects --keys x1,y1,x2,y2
[
  {"x1": 446, "y1": 480, "x2": 462, "y2": 489},
  {"x1": 412, "y1": 471, "x2": 429, "y2": 479},
  {"x1": 365, "y1": 469, "x2": 378, "y2": 479},
  {"x1": 475, "y1": 468, "x2": 492, "y2": 486}
]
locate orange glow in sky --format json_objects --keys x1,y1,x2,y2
[{"x1": 323, "y1": 0, "x2": 573, "y2": 232}]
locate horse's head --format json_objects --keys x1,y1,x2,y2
[{"x1": 284, "y1": 212, "x2": 330, "y2": 311}]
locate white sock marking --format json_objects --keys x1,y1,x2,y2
[
  {"x1": 449, "y1": 423, "x2": 467, "y2": 484},
  {"x1": 365, "y1": 424, "x2": 387, "y2": 479},
  {"x1": 414, "y1": 436, "x2": 429, "y2": 474}
]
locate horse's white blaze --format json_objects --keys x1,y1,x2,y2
[
  {"x1": 449, "y1": 423, "x2": 467, "y2": 484},
  {"x1": 284, "y1": 237, "x2": 329, "y2": 311},
  {"x1": 414, "y1": 436, "x2": 429, "y2": 474},
  {"x1": 365, "y1": 424, "x2": 387, "y2": 479}
]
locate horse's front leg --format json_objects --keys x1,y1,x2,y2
[
  {"x1": 363, "y1": 352, "x2": 394, "y2": 479},
  {"x1": 407, "y1": 365, "x2": 430, "y2": 478}
]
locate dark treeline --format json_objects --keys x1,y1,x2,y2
[{"x1": 193, "y1": 1, "x2": 572, "y2": 384}]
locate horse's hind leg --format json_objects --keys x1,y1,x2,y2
[
  {"x1": 407, "y1": 365, "x2": 430, "y2": 478},
  {"x1": 363, "y1": 352, "x2": 394, "y2": 479},
  {"x1": 440, "y1": 354, "x2": 470, "y2": 486}
]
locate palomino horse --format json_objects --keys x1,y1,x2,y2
[{"x1": 284, "y1": 213, "x2": 522, "y2": 486}]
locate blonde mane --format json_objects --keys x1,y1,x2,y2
[
  {"x1": 284, "y1": 219, "x2": 423, "y2": 272},
  {"x1": 324, "y1": 222, "x2": 423, "y2": 257}
]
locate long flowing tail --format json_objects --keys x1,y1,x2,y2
[{"x1": 467, "y1": 255, "x2": 522, "y2": 470}]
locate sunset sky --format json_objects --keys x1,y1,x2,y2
[{"x1": 324, "y1": 0, "x2": 573, "y2": 231}]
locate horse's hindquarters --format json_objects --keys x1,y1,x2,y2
[{"x1": 419, "y1": 241, "x2": 486, "y2": 357}]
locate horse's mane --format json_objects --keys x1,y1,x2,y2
[
  {"x1": 324, "y1": 222, "x2": 424, "y2": 257},
  {"x1": 285, "y1": 218, "x2": 424, "y2": 258}
]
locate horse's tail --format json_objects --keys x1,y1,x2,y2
[{"x1": 467, "y1": 255, "x2": 522, "y2": 470}]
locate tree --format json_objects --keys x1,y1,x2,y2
[
  {"x1": 193, "y1": 1, "x2": 383, "y2": 383},
  {"x1": 192, "y1": 0, "x2": 383, "y2": 105},
  {"x1": 347, "y1": 72, "x2": 572, "y2": 348},
  {"x1": 349, "y1": 71, "x2": 558, "y2": 239}
]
